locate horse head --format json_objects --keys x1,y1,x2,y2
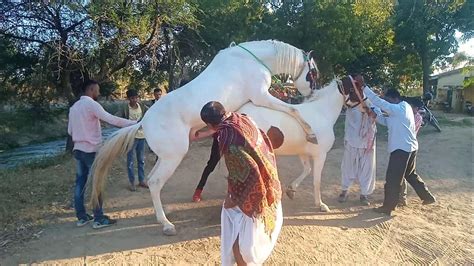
[
  {"x1": 293, "y1": 50, "x2": 321, "y2": 98},
  {"x1": 339, "y1": 75, "x2": 365, "y2": 108}
]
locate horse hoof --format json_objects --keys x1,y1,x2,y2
[
  {"x1": 306, "y1": 134, "x2": 318, "y2": 144},
  {"x1": 319, "y1": 204, "x2": 330, "y2": 212},
  {"x1": 163, "y1": 226, "x2": 177, "y2": 236},
  {"x1": 286, "y1": 187, "x2": 296, "y2": 200}
]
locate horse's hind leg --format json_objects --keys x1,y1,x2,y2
[
  {"x1": 148, "y1": 154, "x2": 186, "y2": 236},
  {"x1": 286, "y1": 155, "x2": 311, "y2": 199},
  {"x1": 249, "y1": 91, "x2": 318, "y2": 144}
]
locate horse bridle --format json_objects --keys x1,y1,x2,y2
[
  {"x1": 294, "y1": 51, "x2": 320, "y2": 91},
  {"x1": 337, "y1": 76, "x2": 367, "y2": 109}
]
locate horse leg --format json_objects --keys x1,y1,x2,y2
[
  {"x1": 249, "y1": 91, "x2": 318, "y2": 144},
  {"x1": 312, "y1": 152, "x2": 330, "y2": 212},
  {"x1": 147, "y1": 155, "x2": 185, "y2": 236},
  {"x1": 286, "y1": 155, "x2": 312, "y2": 200}
]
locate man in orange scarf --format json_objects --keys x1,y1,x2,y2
[{"x1": 200, "y1": 101, "x2": 283, "y2": 266}]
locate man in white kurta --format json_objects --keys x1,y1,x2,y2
[{"x1": 339, "y1": 104, "x2": 377, "y2": 205}]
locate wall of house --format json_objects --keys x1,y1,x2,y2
[
  {"x1": 433, "y1": 68, "x2": 474, "y2": 112},
  {"x1": 437, "y1": 72, "x2": 465, "y2": 89}
]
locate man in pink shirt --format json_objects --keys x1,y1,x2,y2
[{"x1": 68, "y1": 80, "x2": 136, "y2": 229}]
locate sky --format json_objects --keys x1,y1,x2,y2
[{"x1": 456, "y1": 32, "x2": 473, "y2": 57}]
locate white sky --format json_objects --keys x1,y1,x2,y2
[{"x1": 455, "y1": 31, "x2": 473, "y2": 56}]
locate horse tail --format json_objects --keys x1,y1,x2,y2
[{"x1": 90, "y1": 123, "x2": 141, "y2": 206}]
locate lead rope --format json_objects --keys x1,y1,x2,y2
[{"x1": 236, "y1": 44, "x2": 285, "y2": 86}]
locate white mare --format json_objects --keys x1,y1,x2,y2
[
  {"x1": 91, "y1": 40, "x2": 320, "y2": 235},
  {"x1": 238, "y1": 79, "x2": 355, "y2": 212}
]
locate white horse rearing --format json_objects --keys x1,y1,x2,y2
[{"x1": 91, "y1": 40, "x2": 320, "y2": 235}]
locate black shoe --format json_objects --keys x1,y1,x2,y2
[
  {"x1": 360, "y1": 195, "x2": 370, "y2": 206},
  {"x1": 338, "y1": 191, "x2": 348, "y2": 203},
  {"x1": 373, "y1": 206, "x2": 392, "y2": 216},
  {"x1": 92, "y1": 215, "x2": 117, "y2": 229},
  {"x1": 422, "y1": 196, "x2": 436, "y2": 205},
  {"x1": 398, "y1": 198, "x2": 408, "y2": 207},
  {"x1": 76, "y1": 214, "x2": 94, "y2": 227}
]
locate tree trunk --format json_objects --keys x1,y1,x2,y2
[
  {"x1": 164, "y1": 27, "x2": 176, "y2": 91},
  {"x1": 421, "y1": 52, "x2": 432, "y2": 94}
]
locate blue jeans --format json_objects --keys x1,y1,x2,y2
[
  {"x1": 73, "y1": 150, "x2": 104, "y2": 221},
  {"x1": 127, "y1": 138, "x2": 145, "y2": 184}
]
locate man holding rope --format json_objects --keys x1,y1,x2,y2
[{"x1": 357, "y1": 76, "x2": 436, "y2": 215}]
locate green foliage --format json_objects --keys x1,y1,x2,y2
[
  {"x1": 0, "y1": 1, "x2": 198, "y2": 103},
  {"x1": 393, "y1": 0, "x2": 472, "y2": 92},
  {"x1": 0, "y1": 0, "x2": 471, "y2": 106}
]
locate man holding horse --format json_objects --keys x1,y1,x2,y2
[
  {"x1": 358, "y1": 77, "x2": 436, "y2": 215},
  {"x1": 339, "y1": 85, "x2": 377, "y2": 205},
  {"x1": 68, "y1": 80, "x2": 136, "y2": 229},
  {"x1": 200, "y1": 101, "x2": 282, "y2": 266}
]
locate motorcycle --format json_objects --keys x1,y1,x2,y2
[
  {"x1": 410, "y1": 95, "x2": 442, "y2": 133},
  {"x1": 419, "y1": 105, "x2": 442, "y2": 132}
]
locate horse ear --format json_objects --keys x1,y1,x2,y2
[{"x1": 308, "y1": 50, "x2": 314, "y2": 58}]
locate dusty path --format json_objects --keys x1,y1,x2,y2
[{"x1": 1, "y1": 125, "x2": 473, "y2": 265}]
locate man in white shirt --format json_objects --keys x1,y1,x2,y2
[
  {"x1": 361, "y1": 78, "x2": 436, "y2": 215},
  {"x1": 339, "y1": 103, "x2": 377, "y2": 206}
]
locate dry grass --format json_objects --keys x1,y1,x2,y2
[{"x1": 0, "y1": 154, "x2": 74, "y2": 248}]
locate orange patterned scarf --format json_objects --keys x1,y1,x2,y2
[{"x1": 217, "y1": 113, "x2": 282, "y2": 234}]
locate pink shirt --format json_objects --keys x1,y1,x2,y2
[{"x1": 68, "y1": 96, "x2": 136, "y2": 152}]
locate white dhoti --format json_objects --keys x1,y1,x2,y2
[
  {"x1": 341, "y1": 142, "x2": 376, "y2": 196},
  {"x1": 221, "y1": 202, "x2": 283, "y2": 266}
]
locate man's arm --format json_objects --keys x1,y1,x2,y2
[
  {"x1": 192, "y1": 128, "x2": 216, "y2": 141},
  {"x1": 92, "y1": 102, "x2": 136, "y2": 127},
  {"x1": 366, "y1": 100, "x2": 385, "y2": 125},
  {"x1": 372, "y1": 106, "x2": 387, "y2": 126},
  {"x1": 363, "y1": 86, "x2": 400, "y2": 115}
]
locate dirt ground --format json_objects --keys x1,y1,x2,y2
[{"x1": 1, "y1": 123, "x2": 473, "y2": 265}]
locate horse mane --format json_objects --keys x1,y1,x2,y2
[
  {"x1": 225, "y1": 40, "x2": 304, "y2": 78},
  {"x1": 272, "y1": 40, "x2": 304, "y2": 78}
]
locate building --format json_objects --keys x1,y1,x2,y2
[{"x1": 429, "y1": 67, "x2": 474, "y2": 112}]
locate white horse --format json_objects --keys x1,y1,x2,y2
[
  {"x1": 238, "y1": 77, "x2": 358, "y2": 212},
  {"x1": 91, "y1": 40, "x2": 320, "y2": 235}
]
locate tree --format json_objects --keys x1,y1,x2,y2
[
  {"x1": 393, "y1": 0, "x2": 473, "y2": 93},
  {"x1": 0, "y1": 1, "x2": 197, "y2": 104},
  {"x1": 257, "y1": 1, "x2": 396, "y2": 87}
]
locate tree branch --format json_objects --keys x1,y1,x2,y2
[
  {"x1": 0, "y1": 31, "x2": 53, "y2": 50},
  {"x1": 64, "y1": 17, "x2": 89, "y2": 32},
  {"x1": 106, "y1": 18, "x2": 160, "y2": 79}
]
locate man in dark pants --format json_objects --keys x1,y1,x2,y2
[
  {"x1": 360, "y1": 76, "x2": 436, "y2": 215},
  {"x1": 192, "y1": 130, "x2": 220, "y2": 202}
]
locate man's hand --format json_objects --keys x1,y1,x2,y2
[
  {"x1": 191, "y1": 128, "x2": 216, "y2": 142},
  {"x1": 224, "y1": 194, "x2": 237, "y2": 209}
]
